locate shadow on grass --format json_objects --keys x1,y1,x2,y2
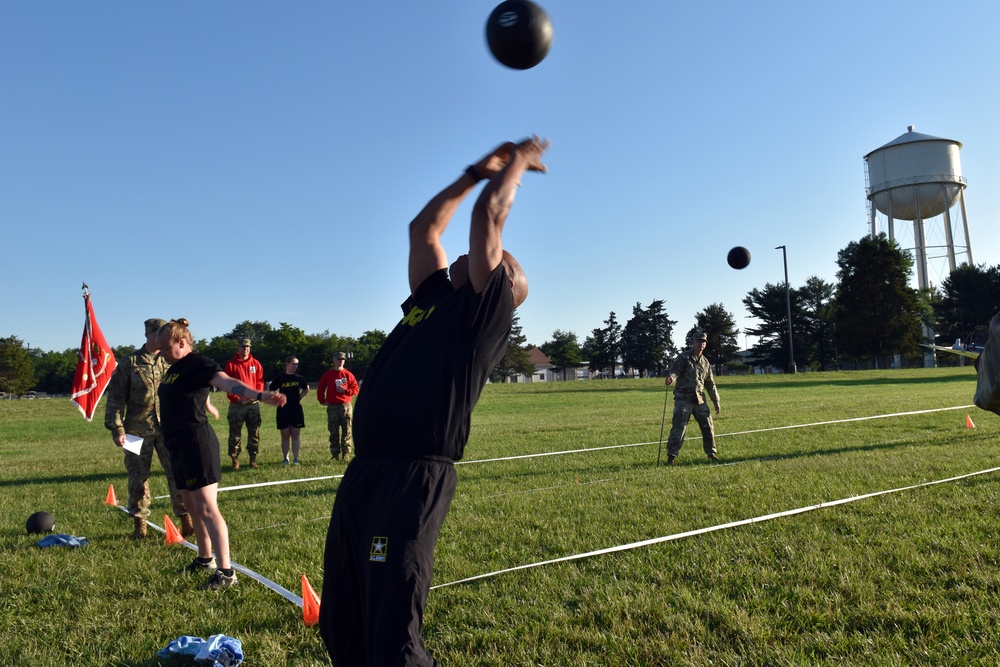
[
  {"x1": 0, "y1": 472, "x2": 118, "y2": 488},
  {"x1": 723, "y1": 372, "x2": 974, "y2": 392},
  {"x1": 117, "y1": 658, "x2": 188, "y2": 667},
  {"x1": 455, "y1": 435, "x2": 934, "y2": 485}
]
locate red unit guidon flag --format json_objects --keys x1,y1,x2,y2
[{"x1": 71, "y1": 285, "x2": 117, "y2": 421}]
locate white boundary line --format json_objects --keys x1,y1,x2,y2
[
  {"x1": 431, "y1": 465, "x2": 1000, "y2": 590},
  {"x1": 156, "y1": 404, "x2": 972, "y2": 498},
  {"x1": 116, "y1": 506, "x2": 304, "y2": 606}
]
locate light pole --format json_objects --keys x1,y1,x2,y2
[{"x1": 775, "y1": 245, "x2": 796, "y2": 374}]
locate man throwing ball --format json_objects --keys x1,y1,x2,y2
[{"x1": 319, "y1": 137, "x2": 549, "y2": 666}]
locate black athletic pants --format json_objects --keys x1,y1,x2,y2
[{"x1": 320, "y1": 455, "x2": 456, "y2": 667}]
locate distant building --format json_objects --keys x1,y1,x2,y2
[{"x1": 507, "y1": 347, "x2": 555, "y2": 383}]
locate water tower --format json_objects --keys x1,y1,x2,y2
[{"x1": 864, "y1": 126, "x2": 973, "y2": 291}]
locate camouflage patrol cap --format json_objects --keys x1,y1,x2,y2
[
  {"x1": 334, "y1": 351, "x2": 347, "y2": 360},
  {"x1": 692, "y1": 332, "x2": 708, "y2": 341},
  {"x1": 239, "y1": 338, "x2": 252, "y2": 347},
  {"x1": 144, "y1": 318, "x2": 167, "y2": 333}
]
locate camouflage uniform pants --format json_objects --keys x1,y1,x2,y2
[
  {"x1": 666, "y1": 400, "x2": 716, "y2": 458},
  {"x1": 326, "y1": 402, "x2": 354, "y2": 457},
  {"x1": 124, "y1": 433, "x2": 188, "y2": 519},
  {"x1": 228, "y1": 401, "x2": 262, "y2": 458}
]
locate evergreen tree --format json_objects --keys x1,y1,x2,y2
[
  {"x1": 834, "y1": 234, "x2": 923, "y2": 368},
  {"x1": 689, "y1": 303, "x2": 739, "y2": 373},
  {"x1": 0, "y1": 336, "x2": 35, "y2": 395},
  {"x1": 742, "y1": 283, "x2": 794, "y2": 369},
  {"x1": 798, "y1": 277, "x2": 836, "y2": 370},
  {"x1": 541, "y1": 330, "x2": 582, "y2": 380},
  {"x1": 490, "y1": 312, "x2": 534, "y2": 382},
  {"x1": 621, "y1": 300, "x2": 676, "y2": 377},
  {"x1": 586, "y1": 311, "x2": 621, "y2": 378},
  {"x1": 933, "y1": 263, "x2": 1000, "y2": 346}
]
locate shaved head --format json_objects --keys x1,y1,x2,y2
[{"x1": 502, "y1": 250, "x2": 528, "y2": 309}]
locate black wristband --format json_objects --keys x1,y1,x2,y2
[
  {"x1": 464, "y1": 164, "x2": 485, "y2": 182},
  {"x1": 257, "y1": 392, "x2": 263, "y2": 401}
]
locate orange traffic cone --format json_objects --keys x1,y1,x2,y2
[
  {"x1": 164, "y1": 515, "x2": 184, "y2": 545},
  {"x1": 302, "y1": 574, "x2": 321, "y2": 626},
  {"x1": 105, "y1": 484, "x2": 118, "y2": 506},
  {"x1": 966, "y1": 414, "x2": 976, "y2": 429}
]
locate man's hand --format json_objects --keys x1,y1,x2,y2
[
  {"x1": 114, "y1": 434, "x2": 126, "y2": 447},
  {"x1": 512, "y1": 136, "x2": 550, "y2": 173},
  {"x1": 470, "y1": 142, "x2": 516, "y2": 180},
  {"x1": 665, "y1": 375, "x2": 675, "y2": 386}
]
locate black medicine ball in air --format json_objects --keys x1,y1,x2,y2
[
  {"x1": 26, "y1": 511, "x2": 55, "y2": 534},
  {"x1": 727, "y1": 247, "x2": 751, "y2": 270},
  {"x1": 486, "y1": 0, "x2": 554, "y2": 70}
]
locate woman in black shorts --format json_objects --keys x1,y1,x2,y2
[
  {"x1": 156, "y1": 319, "x2": 286, "y2": 591},
  {"x1": 269, "y1": 356, "x2": 309, "y2": 465}
]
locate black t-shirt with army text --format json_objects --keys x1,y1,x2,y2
[
  {"x1": 270, "y1": 372, "x2": 308, "y2": 409},
  {"x1": 353, "y1": 263, "x2": 513, "y2": 461},
  {"x1": 158, "y1": 353, "x2": 221, "y2": 437}
]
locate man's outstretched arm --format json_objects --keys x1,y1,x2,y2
[
  {"x1": 408, "y1": 143, "x2": 516, "y2": 294},
  {"x1": 468, "y1": 137, "x2": 549, "y2": 294}
]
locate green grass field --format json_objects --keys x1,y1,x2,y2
[{"x1": 3, "y1": 368, "x2": 999, "y2": 666}]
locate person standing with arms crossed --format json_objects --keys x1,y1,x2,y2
[
  {"x1": 225, "y1": 338, "x2": 265, "y2": 469},
  {"x1": 105, "y1": 318, "x2": 194, "y2": 540},
  {"x1": 316, "y1": 352, "x2": 359, "y2": 462},
  {"x1": 319, "y1": 137, "x2": 547, "y2": 666},
  {"x1": 156, "y1": 319, "x2": 286, "y2": 591},
  {"x1": 270, "y1": 355, "x2": 309, "y2": 465},
  {"x1": 664, "y1": 331, "x2": 721, "y2": 464}
]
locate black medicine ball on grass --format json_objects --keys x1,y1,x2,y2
[
  {"x1": 727, "y1": 246, "x2": 751, "y2": 270},
  {"x1": 26, "y1": 511, "x2": 55, "y2": 534},
  {"x1": 486, "y1": 0, "x2": 554, "y2": 70}
]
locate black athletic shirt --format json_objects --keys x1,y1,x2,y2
[
  {"x1": 269, "y1": 372, "x2": 308, "y2": 410},
  {"x1": 158, "y1": 352, "x2": 221, "y2": 438},
  {"x1": 353, "y1": 263, "x2": 513, "y2": 461}
]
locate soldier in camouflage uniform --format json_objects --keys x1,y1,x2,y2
[
  {"x1": 664, "y1": 332, "x2": 722, "y2": 464},
  {"x1": 104, "y1": 318, "x2": 193, "y2": 539}
]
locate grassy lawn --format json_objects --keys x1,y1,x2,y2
[{"x1": 2, "y1": 368, "x2": 999, "y2": 665}]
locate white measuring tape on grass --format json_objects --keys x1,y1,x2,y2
[
  {"x1": 155, "y1": 404, "x2": 975, "y2": 499},
  {"x1": 118, "y1": 506, "x2": 304, "y2": 606},
  {"x1": 431, "y1": 465, "x2": 1000, "y2": 589}
]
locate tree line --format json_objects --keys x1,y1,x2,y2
[
  {"x1": 0, "y1": 321, "x2": 387, "y2": 397},
  {"x1": 502, "y1": 234, "x2": 1000, "y2": 378},
  {"x1": 3, "y1": 234, "x2": 999, "y2": 395}
]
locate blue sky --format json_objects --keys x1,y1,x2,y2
[{"x1": 4, "y1": 2, "x2": 999, "y2": 354}]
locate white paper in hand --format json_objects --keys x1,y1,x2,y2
[{"x1": 122, "y1": 434, "x2": 144, "y2": 455}]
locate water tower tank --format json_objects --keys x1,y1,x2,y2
[{"x1": 865, "y1": 126, "x2": 965, "y2": 221}]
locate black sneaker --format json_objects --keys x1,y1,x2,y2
[
  {"x1": 183, "y1": 556, "x2": 217, "y2": 574},
  {"x1": 707, "y1": 454, "x2": 720, "y2": 461},
  {"x1": 667, "y1": 455, "x2": 677, "y2": 466},
  {"x1": 201, "y1": 569, "x2": 237, "y2": 591}
]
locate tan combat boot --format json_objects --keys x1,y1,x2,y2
[
  {"x1": 179, "y1": 514, "x2": 195, "y2": 538},
  {"x1": 131, "y1": 516, "x2": 147, "y2": 540},
  {"x1": 249, "y1": 453, "x2": 260, "y2": 469},
  {"x1": 230, "y1": 455, "x2": 240, "y2": 470}
]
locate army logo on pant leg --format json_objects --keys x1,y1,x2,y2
[{"x1": 369, "y1": 536, "x2": 388, "y2": 562}]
